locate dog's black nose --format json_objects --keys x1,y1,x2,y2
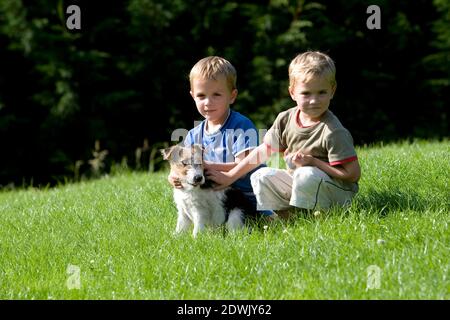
[{"x1": 193, "y1": 175, "x2": 203, "y2": 183}]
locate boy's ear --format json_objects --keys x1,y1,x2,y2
[
  {"x1": 288, "y1": 86, "x2": 295, "y2": 100},
  {"x1": 230, "y1": 89, "x2": 238, "y2": 104},
  {"x1": 330, "y1": 84, "x2": 337, "y2": 99},
  {"x1": 190, "y1": 90, "x2": 195, "y2": 99}
]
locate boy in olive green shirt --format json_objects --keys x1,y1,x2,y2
[{"x1": 206, "y1": 51, "x2": 361, "y2": 215}]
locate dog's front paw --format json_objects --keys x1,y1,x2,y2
[
  {"x1": 172, "y1": 230, "x2": 181, "y2": 237},
  {"x1": 192, "y1": 224, "x2": 205, "y2": 238}
]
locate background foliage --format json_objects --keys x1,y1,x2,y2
[{"x1": 0, "y1": 0, "x2": 448, "y2": 186}]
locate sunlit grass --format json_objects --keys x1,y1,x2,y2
[{"x1": 0, "y1": 140, "x2": 448, "y2": 299}]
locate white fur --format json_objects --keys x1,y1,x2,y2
[
  {"x1": 174, "y1": 188, "x2": 223, "y2": 236},
  {"x1": 162, "y1": 144, "x2": 246, "y2": 237}
]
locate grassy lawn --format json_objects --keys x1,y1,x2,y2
[{"x1": 0, "y1": 140, "x2": 448, "y2": 299}]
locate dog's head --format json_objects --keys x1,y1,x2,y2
[{"x1": 161, "y1": 144, "x2": 205, "y2": 190}]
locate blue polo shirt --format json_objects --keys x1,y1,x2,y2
[{"x1": 184, "y1": 110, "x2": 263, "y2": 195}]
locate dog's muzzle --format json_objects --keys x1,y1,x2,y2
[{"x1": 188, "y1": 174, "x2": 205, "y2": 187}]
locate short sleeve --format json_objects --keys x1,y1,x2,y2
[
  {"x1": 263, "y1": 112, "x2": 289, "y2": 152},
  {"x1": 232, "y1": 118, "x2": 259, "y2": 157},
  {"x1": 326, "y1": 128, "x2": 357, "y2": 165}
]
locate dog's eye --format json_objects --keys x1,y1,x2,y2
[{"x1": 181, "y1": 161, "x2": 189, "y2": 166}]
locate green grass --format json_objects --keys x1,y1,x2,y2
[{"x1": 0, "y1": 140, "x2": 449, "y2": 299}]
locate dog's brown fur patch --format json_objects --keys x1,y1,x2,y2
[{"x1": 161, "y1": 144, "x2": 204, "y2": 178}]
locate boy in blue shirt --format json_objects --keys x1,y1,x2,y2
[{"x1": 168, "y1": 56, "x2": 272, "y2": 216}]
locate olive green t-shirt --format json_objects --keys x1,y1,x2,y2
[{"x1": 264, "y1": 107, "x2": 357, "y2": 166}]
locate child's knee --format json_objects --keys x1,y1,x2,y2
[
  {"x1": 250, "y1": 167, "x2": 276, "y2": 187},
  {"x1": 292, "y1": 166, "x2": 323, "y2": 188}
]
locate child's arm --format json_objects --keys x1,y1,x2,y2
[
  {"x1": 204, "y1": 162, "x2": 237, "y2": 172},
  {"x1": 204, "y1": 150, "x2": 251, "y2": 172},
  {"x1": 292, "y1": 152, "x2": 361, "y2": 183},
  {"x1": 207, "y1": 144, "x2": 273, "y2": 188}
]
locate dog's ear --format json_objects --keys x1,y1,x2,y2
[
  {"x1": 192, "y1": 144, "x2": 205, "y2": 155},
  {"x1": 161, "y1": 145, "x2": 185, "y2": 162},
  {"x1": 191, "y1": 144, "x2": 205, "y2": 164},
  {"x1": 160, "y1": 146, "x2": 176, "y2": 160}
]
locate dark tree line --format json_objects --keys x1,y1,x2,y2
[{"x1": 0, "y1": 0, "x2": 448, "y2": 187}]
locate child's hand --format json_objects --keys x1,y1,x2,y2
[
  {"x1": 205, "y1": 169, "x2": 234, "y2": 190},
  {"x1": 168, "y1": 172, "x2": 183, "y2": 189},
  {"x1": 292, "y1": 151, "x2": 315, "y2": 167},
  {"x1": 284, "y1": 151, "x2": 297, "y2": 170},
  {"x1": 203, "y1": 160, "x2": 213, "y2": 170}
]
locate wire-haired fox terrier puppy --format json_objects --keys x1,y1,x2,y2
[{"x1": 161, "y1": 144, "x2": 254, "y2": 237}]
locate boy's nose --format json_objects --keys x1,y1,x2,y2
[{"x1": 309, "y1": 96, "x2": 319, "y2": 103}]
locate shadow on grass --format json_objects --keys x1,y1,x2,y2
[
  {"x1": 354, "y1": 189, "x2": 436, "y2": 216},
  {"x1": 238, "y1": 189, "x2": 443, "y2": 231}
]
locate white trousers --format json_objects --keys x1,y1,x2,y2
[{"x1": 250, "y1": 166, "x2": 358, "y2": 211}]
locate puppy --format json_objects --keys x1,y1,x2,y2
[{"x1": 161, "y1": 144, "x2": 254, "y2": 237}]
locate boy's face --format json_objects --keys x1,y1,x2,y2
[
  {"x1": 190, "y1": 75, "x2": 237, "y2": 126},
  {"x1": 289, "y1": 75, "x2": 336, "y2": 121}
]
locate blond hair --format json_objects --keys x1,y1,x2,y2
[
  {"x1": 289, "y1": 51, "x2": 336, "y2": 88},
  {"x1": 189, "y1": 56, "x2": 237, "y2": 91}
]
